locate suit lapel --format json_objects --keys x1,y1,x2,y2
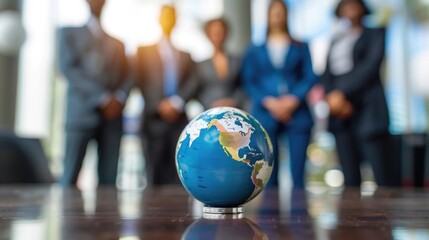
[
  {"x1": 101, "y1": 35, "x2": 114, "y2": 62},
  {"x1": 75, "y1": 26, "x2": 93, "y2": 54},
  {"x1": 177, "y1": 50, "x2": 188, "y2": 85},
  {"x1": 145, "y1": 44, "x2": 165, "y2": 96},
  {"x1": 150, "y1": 44, "x2": 162, "y2": 67},
  {"x1": 353, "y1": 28, "x2": 368, "y2": 62},
  {"x1": 261, "y1": 44, "x2": 275, "y2": 71},
  {"x1": 283, "y1": 43, "x2": 298, "y2": 72}
]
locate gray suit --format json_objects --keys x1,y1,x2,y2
[
  {"x1": 59, "y1": 26, "x2": 129, "y2": 185},
  {"x1": 193, "y1": 54, "x2": 244, "y2": 109},
  {"x1": 135, "y1": 44, "x2": 195, "y2": 186}
]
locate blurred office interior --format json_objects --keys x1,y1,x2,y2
[
  {"x1": 0, "y1": 0, "x2": 429, "y2": 189},
  {"x1": 1, "y1": 1, "x2": 429, "y2": 240}
]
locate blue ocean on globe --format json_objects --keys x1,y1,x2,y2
[{"x1": 176, "y1": 107, "x2": 274, "y2": 207}]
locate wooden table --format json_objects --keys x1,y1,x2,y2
[{"x1": 0, "y1": 185, "x2": 428, "y2": 239}]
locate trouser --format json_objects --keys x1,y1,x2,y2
[
  {"x1": 334, "y1": 129, "x2": 390, "y2": 187},
  {"x1": 265, "y1": 127, "x2": 311, "y2": 189},
  {"x1": 141, "y1": 121, "x2": 186, "y2": 187},
  {"x1": 61, "y1": 118, "x2": 122, "y2": 186}
]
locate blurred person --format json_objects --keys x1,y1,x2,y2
[
  {"x1": 192, "y1": 18, "x2": 243, "y2": 110},
  {"x1": 135, "y1": 5, "x2": 195, "y2": 186},
  {"x1": 59, "y1": 0, "x2": 129, "y2": 186},
  {"x1": 321, "y1": 0, "x2": 390, "y2": 186},
  {"x1": 242, "y1": 0, "x2": 318, "y2": 188}
]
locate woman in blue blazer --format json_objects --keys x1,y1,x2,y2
[{"x1": 242, "y1": 0, "x2": 318, "y2": 188}]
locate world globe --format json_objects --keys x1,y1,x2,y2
[{"x1": 176, "y1": 107, "x2": 274, "y2": 208}]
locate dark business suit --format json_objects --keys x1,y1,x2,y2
[
  {"x1": 194, "y1": 54, "x2": 243, "y2": 109},
  {"x1": 59, "y1": 26, "x2": 129, "y2": 185},
  {"x1": 322, "y1": 28, "x2": 391, "y2": 186},
  {"x1": 135, "y1": 44, "x2": 195, "y2": 186},
  {"x1": 242, "y1": 41, "x2": 318, "y2": 188}
]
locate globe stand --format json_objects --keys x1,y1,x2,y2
[{"x1": 202, "y1": 206, "x2": 244, "y2": 219}]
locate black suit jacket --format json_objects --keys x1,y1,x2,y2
[
  {"x1": 135, "y1": 44, "x2": 196, "y2": 137},
  {"x1": 322, "y1": 28, "x2": 389, "y2": 137}
]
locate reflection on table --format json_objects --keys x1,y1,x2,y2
[{"x1": 0, "y1": 185, "x2": 428, "y2": 239}]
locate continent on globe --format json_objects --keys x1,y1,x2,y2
[{"x1": 208, "y1": 117, "x2": 252, "y2": 164}]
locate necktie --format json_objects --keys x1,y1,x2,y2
[{"x1": 162, "y1": 42, "x2": 179, "y2": 97}]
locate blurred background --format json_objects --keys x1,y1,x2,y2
[{"x1": 0, "y1": 0, "x2": 429, "y2": 190}]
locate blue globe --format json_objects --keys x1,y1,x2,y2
[{"x1": 176, "y1": 107, "x2": 274, "y2": 207}]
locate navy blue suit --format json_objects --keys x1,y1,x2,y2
[{"x1": 242, "y1": 41, "x2": 318, "y2": 188}]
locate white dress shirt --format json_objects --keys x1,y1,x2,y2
[
  {"x1": 267, "y1": 38, "x2": 290, "y2": 69},
  {"x1": 329, "y1": 28, "x2": 362, "y2": 76},
  {"x1": 87, "y1": 16, "x2": 103, "y2": 39}
]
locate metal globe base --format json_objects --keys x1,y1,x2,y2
[{"x1": 202, "y1": 206, "x2": 244, "y2": 219}]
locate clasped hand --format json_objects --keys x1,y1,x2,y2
[
  {"x1": 263, "y1": 95, "x2": 300, "y2": 124},
  {"x1": 101, "y1": 96, "x2": 123, "y2": 120},
  {"x1": 326, "y1": 90, "x2": 353, "y2": 119},
  {"x1": 158, "y1": 99, "x2": 181, "y2": 123}
]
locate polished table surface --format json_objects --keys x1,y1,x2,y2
[{"x1": 0, "y1": 185, "x2": 428, "y2": 240}]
